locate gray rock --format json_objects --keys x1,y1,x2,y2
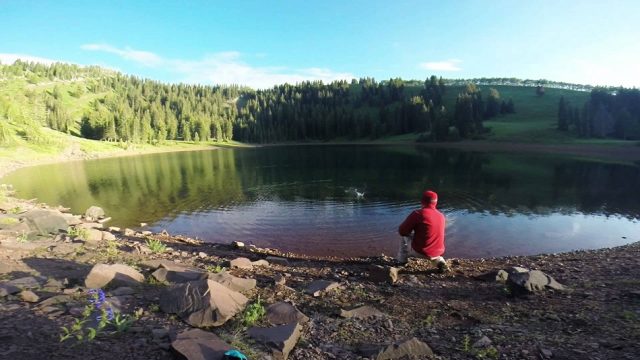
[
  {"x1": 305, "y1": 280, "x2": 340, "y2": 297},
  {"x1": 0, "y1": 283, "x2": 21, "y2": 297},
  {"x1": 21, "y1": 209, "x2": 68, "y2": 235},
  {"x1": 85, "y1": 264, "x2": 145, "y2": 289},
  {"x1": 265, "y1": 256, "x2": 290, "y2": 266},
  {"x1": 368, "y1": 265, "x2": 399, "y2": 284},
  {"x1": 340, "y1": 305, "x2": 385, "y2": 319},
  {"x1": 248, "y1": 322, "x2": 302, "y2": 360},
  {"x1": 507, "y1": 269, "x2": 565, "y2": 294},
  {"x1": 62, "y1": 214, "x2": 82, "y2": 226},
  {"x1": 7, "y1": 276, "x2": 44, "y2": 289},
  {"x1": 171, "y1": 328, "x2": 233, "y2": 360},
  {"x1": 473, "y1": 335, "x2": 492, "y2": 348},
  {"x1": 37, "y1": 294, "x2": 73, "y2": 308},
  {"x1": 228, "y1": 257, "x2": 253, "y2": 269},
  {"x1": 266, "y1": 302, "x2": 309, "y2": 326},
  {"x1": 85, "y1": 206, "x2": 105, "y2": 220},
  {"x1": 152, "y1": 262, "x2": 207, "y2": 283},
  {"x1": 160, "y1": 279, "x2": 248, "y2": 327},
  {"x1": 20, "y1": 290, "x2": 39, "y2": 303},
  {"x1": 358, "y1": 337, "x2": 434, "y2": 360},
  {"x1": 84, "y1": 228, "x2": 104, "y2": 242},
  {"x1": 496, "y1": 266, "x2": 530, "y2": 282},
  {"x1": 208, "y1": 271, "x2": 256, "y2": 292}
]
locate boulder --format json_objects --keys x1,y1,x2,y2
[
  {"x1": 228, "y1": 257, "x2": 253, "y2": 269},
  {"x1": 266, "y1": 302, "x2": 309, "y2": 326},
  {"x1": 84, "y1": 228, "x2": 104, "y2": 242},
  {"x1": 248, "y1": 322, "x2": 302, "y2": 360},
  {"x1": 340, "y1": 305, "x2": 385, "y2": 319},
  {"x1": 152, "y1": 262, "x2": 207, "y2": 283},
  {"x1": 368, "y1": 265, "x2": 399, "y2": 284},
  {"x1": 85, "y1": 264, "x2": 145, "y2": 289},
  {"x1": 265, "y1": 256, "x2": 290, "y2": 266},
  {"x1": 85, "y1": 206, "x2": 105, "y2": 220},
  {"x1": 358, "y1": 337, "x2": 434, "y2": 360},
  {"x1": 305, "y1": 280, "x2": 340, "y2": 297},
  {"x1": 21, "y1": 209, "x2": 68, "y2": 235},
  {"x1": 160, "y1": 279, "x2": 248, "y2": 327},
  {"x1": 208, "y1": 271, "x2": 256, "y2": 292},
  {"x1": 62, "y1": 214, "x2": 82, "y2": 226},
  {"x1": 507, "y1": 269, "x2": 565, "y2": 294},
  {"x1": 170, "y1": 328, "x2": 233, "y2": 360}
]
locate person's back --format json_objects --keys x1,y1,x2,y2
[{"x1": 397, "y1": 190, "x2": 448, "y2": 271}]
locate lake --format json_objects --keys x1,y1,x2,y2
[{"x1": 3, "y1": 145, "x2": 639, "y2": 258}]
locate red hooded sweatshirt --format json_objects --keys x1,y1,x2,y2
[{"x1": 398, "y1": 192, "x2": 446, "y2": 258}]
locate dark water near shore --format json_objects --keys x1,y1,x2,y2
[{"x1": 3, "y1": 146, "x2": 639, "y2": 258}]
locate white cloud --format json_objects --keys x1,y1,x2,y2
[
  {"x1": 0, "y1": 53, "x2": 62, "y2": 65},
  {"x1": 81, "y1": 43, "x2": 163, "y2": 67},
  {"x1": 419, "y1": 59, "x2": 462, "y2": 72},
  {"x1": 81, "y1": 43, "x2": 354, "y2": 88}
]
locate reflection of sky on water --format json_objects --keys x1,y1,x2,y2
[{"x1": 152, "y1": 200, "x2": 639, "y2": 258}]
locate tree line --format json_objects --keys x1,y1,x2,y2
[
  {"x1": 1, "y1": 61, "x2": 516, "y2": 144},
  {"x1": 558, "y1": 88, "x2": 640, "y2": 139}
]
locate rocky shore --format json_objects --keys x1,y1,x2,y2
[{"x1": 1, "y1": 191, "x2": 639, "y2": 360}]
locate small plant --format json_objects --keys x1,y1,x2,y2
[
  {"x1": 59, "y1": 288, "x2": 134, "y2": 344},
  {"x1": 148, "y1": 303, "x2": 161, "y2": 313},
  {"x1": 9, "y1": 206, "x2": 22, "y2": 214},
  {"x1": 475, "y1": 346, "x2": 499, "y2": 359},
  {"x1": 206, "y1": 264, "x2": 226, "y2": 273},
  {"x1": 67, "y1": 226, "x2": 89, "y2": 240},
  {"x1": 145, "y1": 238, "x2": 167, "y2": 253},
  {"x1": 242, "y1": 296, "x2": 266, "y2": 327},
  {"x1": 16, "y1": 230, "x2": 29, "y2": 243},
  {"x1": 462, "y1": 335, "x2": 471, "y2": 353},
  {"x1": 422, "y1": 314, "x2": 435, "y2": 327}
]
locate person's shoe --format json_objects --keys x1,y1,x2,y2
[{"x1": 437, "y1": 261, "x2": 451, "y2": 273}]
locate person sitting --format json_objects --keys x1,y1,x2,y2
[{"x1": 397, "y1": 190, "x2": 449, "y2": 272}]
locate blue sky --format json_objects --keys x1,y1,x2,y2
[{"x1": 1, "y1": 0, "x2": 639, "y2": 88}]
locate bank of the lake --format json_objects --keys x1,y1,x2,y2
[{"x1": 1, "y1": 194, "x2": 639, "y2": 360}]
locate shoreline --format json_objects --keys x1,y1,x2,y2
[{"x1": 1, "y1": 195, "x2": 639, "y2": 359}]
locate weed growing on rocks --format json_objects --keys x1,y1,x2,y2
[
  {"x1": 16, "y1": 230, "x2": 29, "y2": 243},
  {"x1": 242, "y1": 296, "x2": 266, "y2": 327},
  {"x1": 67, "y1": 226, "x2": 89, "y2": 240},
  {"x1": 145, "y1": 238, "x2": 167, "y2": 253}
]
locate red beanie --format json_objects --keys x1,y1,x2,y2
[{"x1": 422, "y1": 190, "x2": 438, "y2": 204}]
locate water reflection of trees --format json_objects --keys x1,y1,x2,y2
[{"x1": 6, "y1": 146, "x2": 640, "y2": 227}]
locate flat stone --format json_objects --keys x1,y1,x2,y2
[
  {"x1": 368, "y1": 265, "x2": 399, "y2": 284},
  {"x1": 85, "y1": 263, "x2": 145, "y2": 289},
  {"x1": 20, "y1": 290, "x2": 39, "y2": 303},
  {"x1": 252, "y1": 259, "x2": 270, "y2": 267},
  {"x1": 108, "y1": 226, "x2": 121, "y2": 232},
  {"x1": 248, "y1": 322, "x2": 302, "y2": 360},
  {"x1": 152, "y1": 262, "x2": 207, "y2": 283},
  {"x1": 266, "y1": 302, "x2": 309, "y2": 326},
  {"x1": 85, "y1": 206, "x2": 105, "y2": 220},
  {"x1": 228, "y1": 257, "x2": 253, "y2": 269},
  {"x1": 171, "y1": 328, "x2": 233, "y2": 360},
  {"x1": 21, "y1": 209, "x2": 68, "y2": 235},
  {"x1": 358, "y1": 337, "x2": 434, "y2": 360},
  {"x1": 340, "y1": 305, "x2": 385, "y2": 319},
  {"x1": 507, "y1": 269, "x2": 565, "y2": 294},
  {"x1": 0, "y1": 283, "x2": 21, "y2": 297},
  {"x1": 305, "y1": 280, "x2": 340, "y2": 297},
  {"x1": 37, "y1": 294, "x2": 73, "y2": 308},
  {"x1": 62, "y1": 214, "x2": 82, "y2": 226},
  {"x1": 7, "y1": 276, "x2": 44, "y2": 289},
  {"x1": 76, "y1": 222, "x2": 103, "y2": 230},
  {"x1": 265, "y1": 256, "x2": 290, "y2": 266},
  {"x1": 160, "y1": 279, "x2": 248, "y2": 327},
  {"x1": 208, "y1": 271, "x2": 256, "y2": 292}
]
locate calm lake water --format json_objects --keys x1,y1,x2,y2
[{"x1": 3, "y1": 146, "x2": 639, "y2": 258}]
